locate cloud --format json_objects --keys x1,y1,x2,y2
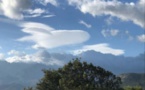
[
  {"x1": 25, "y1": 8, "x2": 47, "y2": 18},
  {"x1": 101, "y1": 29, "x2": 119, "y2": 37},
  {"x1": 105, "y1": 16, "x2": 114, "y2": 25},
  {"x1": 73, "y1": 43, "x2": 124, "y2": 56},
  {"x1": 137, "y1": 34, "x2": 145, "y2": 43},
  {"x1": 68, "y1": 0, "x2": 145, "y2": 28},
  {"x1": 125, "y1": 30, "x2": 134, "y2": 41},
  {"x1": 1, "y1": 50, "x2": 144, "y2": 74},
  {"x1": 0, "y1": 0, "x2": 31, "y2": 20},
  {"x1": 8, "y1": 50, "x2": 25, "y2": 56},
  {"x1": 43, "y1": 14, "x2": 55, "y2": 18},
  {"x1": 18, "y1": 22, "x2": 90, "y2": 49},
  {"x1": 79, "y1": 20, "x2": 92, "y2": 28},
  {"x1": 36, "y1": 0, "x2": 59, "y2": 6},
  {"x1": 0, "y1": 53, "x2": 4, "y2": 60},
  {"x1": 5, "y1": 50, "x2": 64, "y2": 66}
]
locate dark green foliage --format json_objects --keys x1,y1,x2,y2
[{"x1": 35, "y1": 58, "x2": 122, "y2": 90}]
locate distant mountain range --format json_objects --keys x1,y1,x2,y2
[{"x1": 0, "y1": 50, "x2": 144, "y2": 90}]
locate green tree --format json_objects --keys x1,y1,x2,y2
[{"x1": 35, "y1": 58, "x2": 122, "y2": 90}]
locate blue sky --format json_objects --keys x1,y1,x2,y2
[{"x1": 0, "y1": 0, "x2": 145, "y2": 64}]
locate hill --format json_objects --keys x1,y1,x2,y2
[{"x1": 119, "y1": 73, "x2": 145, "y2": 89}]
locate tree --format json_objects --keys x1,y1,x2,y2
[{"x1": 35, "y1": 58, "x2": 122, "y2": 90}]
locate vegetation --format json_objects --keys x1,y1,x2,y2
[
  {"x1": 24, "y1": 58, "x2": 123, "y2": 90},
  {"x1": 123, "y1": 86, "x2": 143, "y2": 90},
  {"x1": 119, "y1": 73, "x2": 145, "y2": 89}
]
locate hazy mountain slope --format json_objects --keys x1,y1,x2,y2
[{"x1": 119, "y1": 73, "x2": 145, "y2": 89}]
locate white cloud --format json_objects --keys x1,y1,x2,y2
[
  {"x1": 25, "y1": 8, "x2": 47, "y2": 18},
  {"x1": 79, "y1": 20, "x2": 92, "y2": 28},
  {"x1": 8, "y1": 50, "x2": 25, "y2": 56},
  {"x1": 0, "y1": 53, "x2": 4, "y2": 60},
  {"x1": 110, "y1": 29, "x2": 119, "y2": 36},
  {"x1": 74, "y1": 43, "x2": 124, "y2": 56},
  {"x1": 37, "y1": 0, "x2": 59, "y2": 6},
  {"x1": 68, "y1": 0, "x2": 145, "y2": 28},
  {"x1": 0, "y1": 0, "x2": 31, "y2": 20},
  {"x1": 5, "y1": 50, "x2": 64, "y2": 66},
  {"x1": 43, "y1": 14, "x2": 55, "y2": 18},
  {"x1": 101, "y1": 29, "x2": 119, "y2": 37},
  {"x1": 18, "y1": 22, "x2": 90, "y2": 49},
  {"x1": 137, "y1": 34, "x2": 145, "y2": 43}
]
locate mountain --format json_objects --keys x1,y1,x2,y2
[
  {"x1": 119, "y1": 73, "x2": 145, "y2": 89},
  {"x1": 80, "y1": 50, "x2": 144, "y2": 74},
  {"x1": 0, "y1": 61, "x2": 51, "y2": 90},
  {"x1": 0, "y1": 51, "x2": 144, "y2": 90}
]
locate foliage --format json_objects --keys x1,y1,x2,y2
[
  {"x1": 123, "y1": 86, "x2": 143, "y2": 90},
  {"x1": 25, "y1": 58, "x2": 123, "y2": 90}
]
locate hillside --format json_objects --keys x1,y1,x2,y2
[{"x1": 119, "y1": 73, "x2": 145, "y2": 89}]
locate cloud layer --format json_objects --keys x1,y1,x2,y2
[
  {"x1": 68, "y1": 0, "x2": 145, "y2": 28},
  {"x1": 18, "y1": 22, "x2": 90, "y2": 49}
]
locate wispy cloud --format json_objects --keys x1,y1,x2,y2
[
  {"x1": 137, "y1": 34, "x2": 145, "y2": 43},
  {"x1": 68, "y1": 0, "x2": 145, "y2": 28},
  {"x1": 18, "y1": 22, "x2": 90, "y2": 49},
  {"x1": 36, "y1": 0, "x2": 59, "y2": 6},
  {"x1": 79, "y1": 20, "x2": 92, "y2": 28},
  {"x1": 43, "y1": 14, "x2": 55, "y2": 18},
  {"x1": 101, "y1": 29, "x2": 119, "y2": 37},
  {"x1": 73, "y1": 43, "x2": 124, "y2": 56},
  {"x1": 125, "y1": 30, "x2": 134, "y2": 41},
  {"x1": 25, "y1": 8, "x2": 47, "y2": 18},
  {"x1": 105, "y1": 16, "x2": 114, "y2": 25}
]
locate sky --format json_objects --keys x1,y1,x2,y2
[{"x1": 0, "y1": 0, "x2": 145, "y2": 65}]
